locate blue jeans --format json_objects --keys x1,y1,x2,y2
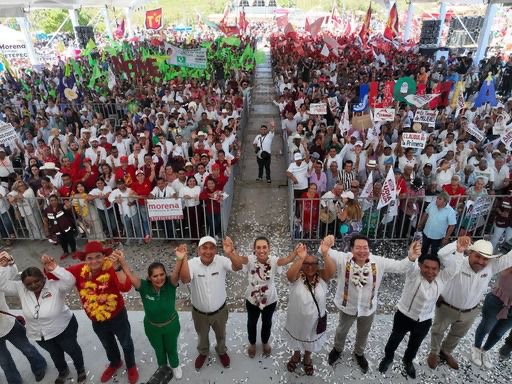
[
  {"x1": 474, "y1": 293, "x2": 512, "y2": 351},
  {"x1": 0, "y1": 320, "x2": 47, "y2": 384},
  {"x1": 136, "y1": 204, "x2": 150, "y2": 237},
  {"x1": 91, "y1": 308, "x2": 136, "y2": 369},
  {"x1": 0, "y1": 211, "x2": 14, "y2": 238},
  {"x1": 123, "y1": 215, "x2": 142, "y2": 240}
]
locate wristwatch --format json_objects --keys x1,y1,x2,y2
[{"x1": 115, "y1": 265, "x2": 123, "y2": 272}]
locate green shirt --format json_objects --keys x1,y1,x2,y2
[{"x1": 136, "y1": 278, "x2": 177, "y2": 323}]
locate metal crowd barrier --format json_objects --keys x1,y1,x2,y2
[
  {"x1": 0, "y1": 195, "x2": 224, "y2": 243},
  {"x1": 290, "y1": 194, "x2": 503, "y2": 245}
]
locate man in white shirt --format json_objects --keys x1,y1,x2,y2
[
  {"x1": 378, "y1": 238, "x2": 469, "y2": 378},
  {"x1": 428, "y1": 239, "x2": 512, "y2": 370},
  {"x1": 492, "y1": 156, "x2": 510, "y2": 194},
  {"x1": 417, "y1": 144, "x2": 448, "y2": 173},
  {"x1": 325, "y1": 235, "x2": 422, "y2": 373},
  {"x1": 0, "y1": 253, "x2": 47, "y2": 384},
  {"x1": 180, "y1": 236, "x2": 243, "y2": 370},
  {"x1": 84, "y1": 137, "x2": 107, "y2": 166},
  {"x1": 108, "y1": 179, "x2": 142, "y2": 243},
  {"x1": 473, "y1": 159, "x2": 494, "y2": 188},
  {"x1": 253, "y1": 122, "x2": 275, "y2": 183},
  {"x1": 287, "y1": 152, "x2": 312, "y2": 199},
  {"x1": 128, "y1": 143, "x2": 146, "y2": 168}
]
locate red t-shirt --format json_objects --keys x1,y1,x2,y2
[
  {"x1": 114, "y1": 165, "x2": 136, "y2": 186},
  {"x1": 66, "y1": 262, "x2": 132, "y2": 322},
  {"x1": 442, "y1": 184, "x2": 466, "y2": 208},
  {"x1": 58, "y1": 184, "x2": 75, "y2": 198},
  {"x1": 130, "y1": 179, "x2": 152, "y2": 204}
]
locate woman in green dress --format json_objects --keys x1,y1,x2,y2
[{"x1": 116, "y1": 245, "x2": 188, "y2": 380}]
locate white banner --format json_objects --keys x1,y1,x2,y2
[
  {"x1": 501, "y1": 128, "x2": 512, "y2": 150},
  {"x1": 402, "y1": 132, "x2": 427, "y2": 149},
  {"x1": 377, "y1": 168, "x2": 397, "y2": 210},
  {"x1": 405, "y1": 94, "x2": 440, "y2": 108},
  {"x1": 466, "y1": 123, "x2": 485, "y2": 142},
  {"x1": 493, "y1": 112, "x2": 511, "y2": 135},
  {"x1": 147, "y1": 198, "x2": 184, "y2": 221},
  {"x1": 328, "y1": 97, "x2": 339, "y2": 113},
  {"x1": 374, "y1": 108, "x2": 395, "y2": 122},
  {"x1": 165, "y1": 44, "x2": 207, "y2": 69},
  {"x1": 0, "y1": 43, "x2": 28, "y2": 59},
  {"x1": 0, "y1": 122, "x2": 17, "y2": 145},
  {"x1": 360, "y1": 172, "x2": 373, "y2": 199},
  {"x1": 309, "y1": 103, "x2": 327, "y2": 115},
  {"x1": 294, "y1": 98, "x2": 304, "y2": 110},
  {"x1": 413, "y1": 110, "x2": 438, "y2": 127},
  {"x1": 339, "y1": 102, "x2": 350, "y2": 133}
]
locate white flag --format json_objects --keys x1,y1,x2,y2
[
  {"x1": 405, "y1": 94, "x2": 440, "y2": 108},
  {"x1": 320, "y1": 44, "x2": 330, "y2": 57},
  {"x1": 377, "y1": 167, "x2": 397, "y2": 210},
  {"x1": 360, "y1": 172, "x2": 374, "y2": 199},
  {"x1": 339, "y1": 102, "x2": 350, "y2": 134},
  {"x1": 455, "y1": 88, "x2": 465, "y2": 118},
  {"x1": 108, "y1": 66, "x2": 117, "y2": 90}
]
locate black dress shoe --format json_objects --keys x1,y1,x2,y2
[
  {"x1": 403, "y1": 360, "x2": 416, "y2": 379},
  {"x1": 354, "y1": 354, "x2": 369, "y2": 373},
  {"x1": 328, "y1": 348, "x2": 342, "y2": 366},
  {"x1": 378, "y1": 355, "x2": 393, "y2": 373}
]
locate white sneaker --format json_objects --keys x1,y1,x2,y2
[
  {"x1": 471, "y1": 347, "x2": 482, "y2": 367},
  {"x1": 481, "y1": 350, "x2": 493, "y2": 369},
  {"x1": 173, "y1": 365, "x2": 182, "y2": 379}
]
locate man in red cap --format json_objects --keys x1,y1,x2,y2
[
  {"x1": 114, "y1": 156, "x2": 136, "y2": 186},
  {"x1": 48, "y1": 242, "x2": 139, "y2": 384}
]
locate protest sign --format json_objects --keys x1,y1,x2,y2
[
  {"x1": 377, "y1": 168, "x2": 397, "y2": 210},
  {"x1": 493, "y1": 112, "x2": 510, "y2": 135},
  {"x1": 466, "y1": 196, "x2": 493, "y2": 232},
  {"x1": 0, "y1": 122, "x2": 17, "y2": 145},
  {"x1": 501, "y1": 128, "x2": 512, "y2": 150},
  {"x1": 294, "y1": 98, "x2": 304, "y2": 110},
  {"x1": 165, "y1": 44, "x2": 207, "y2": 69},
  {"x1": 405, "y1": 94, "x2": 440, "y2": 108},
  {"x1": 351, "y1": 114, "x2": 373, "y2": 130},
  {"x1": 147, "y1": 198, "x2": 184, "y2": 221},
  {"x1": 309, "y1": 103, "x2": 327, "y2": 115},
  {"x1": 402, "y1": 132, "x2": 427, "y2": 149},
  {"x1": 374, "y1": 108, "x2": 395, "y2": 122},
  {"x1": 466, "y1": 124, "x2": 485, "y2": 142},
  {"x1": 413, "y1": 110, "x2": 438, "y2": 126},
  {"x1": 328, "y1": 97, "x2": 339, "y2": 113},
  {"x1": 0, "y1": 43, "x2": 28, "y2": 60}
]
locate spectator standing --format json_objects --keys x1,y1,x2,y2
[{"x1": 253, "y1": 122, "x2": 275, "y2": 183}]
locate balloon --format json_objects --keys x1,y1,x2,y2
[{"x1": 339, "y1": 223, "x2": 349, "y2": 235}]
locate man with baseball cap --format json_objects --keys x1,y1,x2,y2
[
  {"x1": 428, "y1": 239, "x2": 512, "y2": 370},
  {"x1": 180, "y1": 236, "x2": 244, "y2": 370}
]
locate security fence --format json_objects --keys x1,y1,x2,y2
[
  {"x1": 290, "y1": 193, "x2": 504, "y2": 246},
  {"x1": 0, "y1": 195, "x2": 225, "y2": 244}
]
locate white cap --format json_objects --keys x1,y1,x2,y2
[
  {"x1": 341, "y1": 191, "x2": 355, "y2": 199},
  {"x1": 354, "y1": 141, "x2": 364, "y2": 147},
  {"x1": 198, "y1": 236, "x2": 217, "y2": 247},
  {"x1": 293, "y1": 152, "x2": 303, "y2": 161}
]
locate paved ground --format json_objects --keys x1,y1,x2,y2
[{"x1": 3, "y1": 45, "x2": 512, "y2": 384}]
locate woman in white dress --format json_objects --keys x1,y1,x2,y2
[
  {"x1": 224, "y1": 236, "x2": 296, "y2": 357},
  {"x1": 8, "y1": 180, "x2": 45, "y2": 239},
  {"x1": 285, "y1": 242, "x2": 335, "y2": 376}
]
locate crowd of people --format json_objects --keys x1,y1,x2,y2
[
  {"x1": 0, "y1": 31, "x2": 258, "y2": 252},
  {"x1": 0, "y1": 233, "x2": 511, "y2": 382},
  {"x1": 270, "y1": 31, "x2": 512, "y2": 247}
]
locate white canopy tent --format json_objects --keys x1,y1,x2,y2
[
  {"x1": 404, "y1": 0, "x2": 512, "y2": 62},
  {"x1": 0, "y1": 0, "x2": 147, "y2": 65}
]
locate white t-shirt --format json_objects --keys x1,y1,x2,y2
[
  {"x1": 287, "y1": 161, "x2": 311, "y2": 190},
  {"x1": 89, "y1": 186, "x2": 113, "y2": 210},
  {"x1": 253, "y1": 132, "x2": 274, "y2": 156}
]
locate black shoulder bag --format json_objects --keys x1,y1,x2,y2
[
  {"x1": 0, "y1": 310, "x2": 26, "y2": 326},
  {"x1": 305, "y1": 281, "x2": 327, "y2": 334}
]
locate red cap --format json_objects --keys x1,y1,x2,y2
[
  {"x1": 83, "y1": 157, "x2": 91, "y2": 163},
  {"x1": 211, "y1": 163, "x2": 220, "y2": 170},
  {"x1": 120, "y1": 156, "x2": 129, "y2": 162}
]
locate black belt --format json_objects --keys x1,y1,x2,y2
[
  {"x1": 441, "y1": 300, "x2": 479, "y2": 313},
  {"x1": 193, "y1": 302, "x2": 226, "y2": 316}
]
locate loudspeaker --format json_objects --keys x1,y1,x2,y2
[
  {"x1": 75, "y1": 26, "x2": 95, "y2": 49},
  {"x1": 144, "y1": 366, "x2": 173, "y2": 384},
  {"x1": 446, "y1": 16, "x2": 484, "y2": 47},
  {"x1": 419, "y1": 20, "x2": 441, "y2": 48}
]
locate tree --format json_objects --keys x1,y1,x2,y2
[{"x1": 30, "y1": 9, "x2": 91, "y2": 34}]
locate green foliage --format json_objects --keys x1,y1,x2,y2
[{"x1": 30, "y1": 9, "x2": 91, "y2": 34}]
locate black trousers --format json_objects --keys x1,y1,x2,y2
[
  {"x1": 57, "y1": 229, "x2": 76, "y2": 254},
  {"x1": 36, "y1": 315, "x2": 84, "y2": 374},
  {"x1": 256, "y1": 156, "x2": 271, "y2": 180},
  {"x1": 421, "y1": 233, "x2": 442, "y2": 256},
  {"x1": 384, "y1": 310, "x2": 432, "y2": 363},
  {"x1": 246, "y1": 300, "x2": 277, "y2": 345}
]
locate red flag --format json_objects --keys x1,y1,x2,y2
[
  {"x1": 330, "y1": 4, "x2": 341, "y2": 25},
  {"x1": 284, "y1": 23, "x2": 298, "y2": 41},
  {"x1": 114, "y1": 19, "x2": 125, "y2": 39},
  {"x1": 239, "y1": 10, "x2": 248, "y2": 32},
  {"x1": 305, "y1": 17, "x2": 311, "y2": 32},
  {"x1": 145, "y1": 8, "x2": 163, "y2": 30},
  {"x1": 309, "y1": 17, "x2": 324, "y2": 37},
  {"x1": 359, "y1": 4, "x2": 372, "y2": 45},
  {"x1": 383, "y1": 3, "x2": 399, "y2": 41},
  {"x1": 220, "y1": 3, "x2": 231, "y2": 25},
  {"x1": 276, "y1": 14, "x2": 288, "y2": 29}
]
